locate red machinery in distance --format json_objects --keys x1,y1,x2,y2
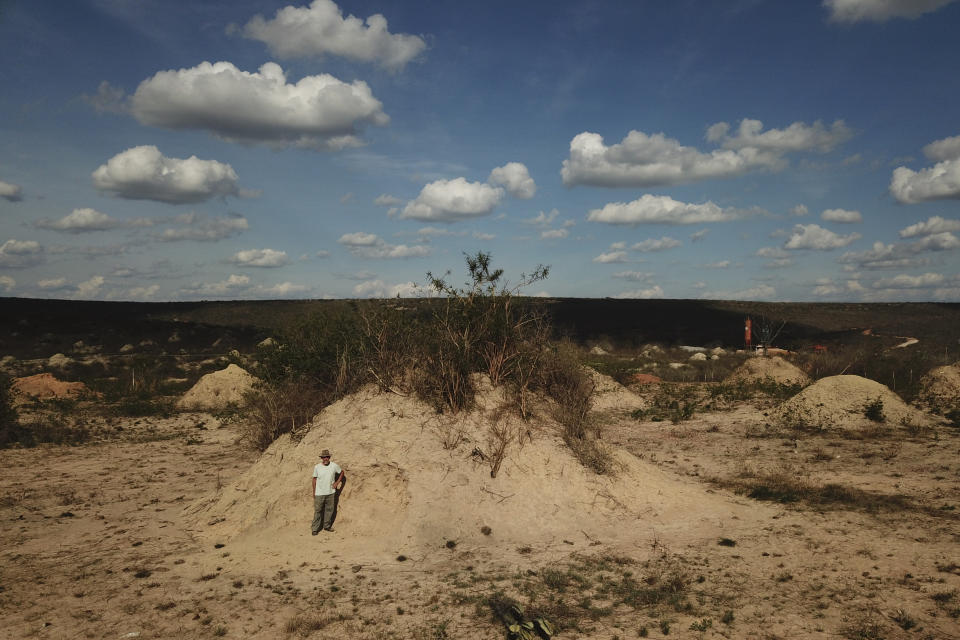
[{"x1": 744, "y1": 316, "x2": 752, "y2": 349}]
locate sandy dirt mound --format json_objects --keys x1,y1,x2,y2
[
  {"x1": 177, "y1": 363, "x2": 255, "y2": 410},
  {"x1": 772, "y1": 374, "x2": 930, "y2": 431},
  {"x1": 916, "y1": 361, "x2": 960, "y2": 412},
  {"x1": 587, "y1": 368, "x2": 647, "y2": 413},
  {"x1": 187, "y1": 382, "x2": 762, "y2": 559},
  {"x1": 12, "y1": 372, "x2": 88, "y2": 399},
  {"x1": 725, "y1": 355, "x2": 810, "y2": 386}
]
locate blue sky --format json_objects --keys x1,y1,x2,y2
[{"x1": 1, "y1": 0, "x2": 959, "y2": 302}]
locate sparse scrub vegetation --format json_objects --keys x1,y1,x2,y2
[
  {"x1": 482, "y1": 553, "x2": 698, "y2": 636},
  {"x1": 242, "y1": 253, "x2": 605, "y2": 472},
  {"x1": 632, "y1": 384, "x2": 702, "y2": 424},
  {"x1": 716, "y1": 469, "x2": 923, "y2": 515},
  {"x1": 1, "y1": 374, "x2": 90, "y2": 448},
  {"x1": 0, "y1": 372, "x2": 18, "y2": 445}
]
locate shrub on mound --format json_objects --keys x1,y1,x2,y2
[
  {"x1": 772, "y1": 374, "x2": 930, "y2": 431},
  {"x1": 916, "y1": 361, "x2": 960, "y2": 416},
  {"x1": 725, "y1": 356, "x2": 810, "y2": 387}
]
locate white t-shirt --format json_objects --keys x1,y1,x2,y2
[{"x1": 312, "y1": 461, "x2": 342, "y2": 496}]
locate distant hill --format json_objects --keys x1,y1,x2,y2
[{"x1": 1, "y1": 297, "x2": 958, "y2": 361}]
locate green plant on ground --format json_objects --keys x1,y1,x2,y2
[
  {"x1": 863, "y1": 397, "x2": 885, "y2": 423},
  {"x1": 633, "y1": 384, "x2": 701, "y2": 424},
  {"x1": 115, "y1": 392, "x2": 175, "y2": 418},
  {"x1": 2, "y1": 417, "x2": 91, "y2": 448},
  {"x1": 708, "y1": 377, "x2": 803, "y2": 404}
]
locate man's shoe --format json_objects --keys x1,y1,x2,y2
[
  {"x1": 323, "y1": 527, "x2": 334, "y2": 532},
  {"x1": 311, "y1": 531, "x2": 319, "y2": 536}
]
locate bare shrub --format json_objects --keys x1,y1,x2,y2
[
  {"x1": 240, "y1": 381, "x2": 331, "y2": 451},
  {"x1": 419, "y1": 252, "x2": 549, "y2": 414},
  {"x1": 535, "y1": 341, "x2": 612, "y2": 474},
  {"x1": 486, "y1": 418, "x2": 513, "y2": 478}
]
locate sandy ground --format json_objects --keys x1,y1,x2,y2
[{"x1": 2, "y1": 388, "x2": 960, "y2": 640}]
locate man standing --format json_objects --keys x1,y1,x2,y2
[{"x1": 311, "y1": 448, "x2": 345, "y2": 535}]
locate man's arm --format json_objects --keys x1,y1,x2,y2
[
  {"x1": 311, "y1": 477, "x2": 316, "y2": 497},
  {"x1": 334, "y1": 470, "x2": 345, "y2": 491}
]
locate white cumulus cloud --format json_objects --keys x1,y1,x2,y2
[
  {"x1": 0, "y1": 180, "x2": 22, "y2": 202},
  {"x1": 338, "y1": 232, "x2": 429, "y2": 258},
  {"x1": 36, "y1": 208, "x2": 119, "y2": 233},
  {"x1": 157, "y1": 215, "x2": 249, "y2": 242},
  {"x1": 240, "y1": 0, "x2": 426, "y2": 71},
  {"x1": 128, "y1": 285, "x2": 160, "y2": 300},
  {"x1": 258, "y1": 282, "x2": 310, "y2": 297},
  {"x1": 613, "y1": 285, "x2": 665, "y2": 299},
  {"x1": 0, "y1": 275, "x2": 14, "y2": 292},
  {"x1": 900, "y1": 216, "x2": 960, "y2": 238},
  {"x1": 890, "y1": 134, "x2": 960, "y2": 203},
  {"x1": 789, "y1": 204, "x2": 809, "y2": 216},
  {"x1": 839, "y1": 233, "x2": 958, "y2": 270},
  {"x1": 824, "y1": 0, "x2": 957, "y2": 22},
  {"x1": 130, "y1": 61, "x2": 388, "y2": 150},
  {"x1": 563, "y1": 119, "x2": 851, "y2": 188},
  {"x1": 37, "y1": 278, "x2": 68, "y2": 290},
  {"x1": 374, "y1": 194, "x2": 402, "y2": 206},
  {"x1": 873, "y1": 273, "x2": 946, "y2": 288},
  {"x1": 400, "y1": 178, "x2": 503, "y2": 222},
  {"x1": 700, "y1": 284, "x2": 776, "y2": 301},
  {"x1": 784, "y1": 224, "x2": 861, "y2": 250},
  {"x1": 587, "y1": 194, "x2": 750, "y2": 225},
  {"x1": 353, "y1": 279, "x2": 422, "y2": 298},
  {"x1": 709, "y1": 118, "x2": 853, "y2": 153},
  {"x1": 631, "y1": 236, "x2": 682, "y2": 252},
  {"x1": 562, "y1": 130, "x2": 777, "y2": 187},
  {"x1": 592, "y1": 251, "x2": 630, "y2": 264},
  {"x1": 541, "y1": 229, "x2": 568, "y2": 240},
  {"x1": 488, "y1": 162, "x2": 536, "y2": 199},
  {"x1": 924, "y1": 135, "x2": 960, "y2": 161},
  {"x1": 812, "y1": 278, "x2": 865, "y2": 296},
  {"x1": 182, "y1": 274, "x2": 251, "y2": 297},
  {"x1": 0, "y1": 239, "x2": 44, "y2": 268},
  {"x1": 613, "y1": 271, "x2": 654, "y2": 282},
  {"x1": 756, "y1": 246, "x2": 790, "y2": 258},
  {"x1": 92, "y1": 146, "x2": 243, "y2": 204},
  {"x1": 821, "y1": 208, "x2": 862, "y2": 223},
  {"x1": 75, "y1": 276, "x2": 105, "y2": 299},
  {"x1": 229, "y1": 248, "x2": 289, "y2": 267},
  {"x1": 891, "y1": 158, "x2": 960, "y2": 203}
]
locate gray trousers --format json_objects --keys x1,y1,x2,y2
[{"x1": 312, "y1": 493, "x2": 336, "y2": 533}]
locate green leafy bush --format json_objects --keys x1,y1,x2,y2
[{"x1": 863, "y1": 397, "x2": 885, "y2": 423}]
